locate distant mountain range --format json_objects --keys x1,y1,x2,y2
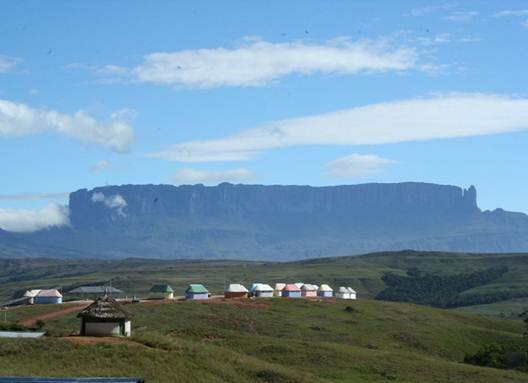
[{"x1": 2, "y1": 182, "x2": 528, "y2": 260}]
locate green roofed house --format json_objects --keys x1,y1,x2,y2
[
  {"x1": 185, "y1": 284, "x2": 209, "y2": 300},
  {"x1": 149, "y1": 283, "x2": 175, "y2": 299}
]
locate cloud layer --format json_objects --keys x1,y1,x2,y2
[
  {"x1": 151, "y1": 93, "x2": 528, "y2": 162},
  {"x1": 326, "y1": 154, "x2": 396, "y2": 178},
  {"x1": 91, "y1": 192, "x2": 127, "y2": 216},
  {"x1": 0, "y1": 55, "x2": 21, "y2": 73},
  {"x1": 0, "y1": 99, "x2": 134, "y2": 152},
  {"x1": 0, "y1": 203, "x2": 69, "y2": 233},
  {"x1": 171, "y1": 168, "x2": 254, "y2": 185},
  {"x1": 131, "y1": 39, "x2": 417, "y2": 88}
]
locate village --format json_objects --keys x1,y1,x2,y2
[{"x1": 1, "y1": 282, "x2": 357, "y2": 339}]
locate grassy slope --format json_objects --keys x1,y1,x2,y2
[
  {"x1": 0, "y1": 299, "x2": 526, "y2": 382},
  {"x1": 2, "y1": 251, "x2": 528, "y2": 316}
]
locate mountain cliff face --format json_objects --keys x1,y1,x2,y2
[{"x1": 7, "y1": 182, "x2": 528, "y2": 260}]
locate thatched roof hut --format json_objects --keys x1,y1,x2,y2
[{"x1": 77, "y1": 296, "x2": 132, "y2": 337}]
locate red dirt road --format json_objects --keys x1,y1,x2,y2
[{"x1": 20, "y1": 303, "x2": 88, "y2": 326}]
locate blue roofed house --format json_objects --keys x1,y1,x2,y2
[{"x1": 185, "y1": 284, "x2": 209, "y2": 300}]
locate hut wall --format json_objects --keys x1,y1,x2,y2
[
  {"x1": 284, "y1": 291, "x2": 302, "y2": 298},
  {"x1": 317, "y1": 291, "x2": 333, "y2": 297},
  {"x1": 255, "y1": 291, "x2": 274, "y2": 298},
  {"x1": 302, "y1": 291, "x2": 317, "y2": 297},
  {"x1": 84, "y1": 321, "x2": 122, "y2": 336},
  {"x1": 34, "y1": 297, "x2": 62, "y2": 305},
  {"x1": 185, "y1": 292, "x2": 208, "y2": 300}
]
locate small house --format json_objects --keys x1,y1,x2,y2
[
  {"x1": 317, "y1": 284, "x2": 333, "y2": 298},
  {"x1": 34, "y1": 289, "x2": 62, "y2": 305},
  {"x1": 336, "y1": 286, "x2": 350, "y2": 299},
  {"x1": 347, "y1": 287, "x2": 357, "y2": 300},
  {"x1": 185, "y1": 284, "x2": 209, "y2": 300},
  {"x1": 282, "y1": 284, "x2": 302, "y2": 298},
  {"x1": 149, "y1": 283, "x2": 175, "y2": 299},
  {"x1": 301, "y1": 284, "x2": 317, "y2": 297},
  {"x1": 225, "y1": 283, "x2": 249, "y2": 298},
  {"x1": 77, "y1": 295, "x2": 132, "y2": 337},
  {"x1": 274, "y1": 283, "x2": 286, "y2": 297},
  {"x1": 252, "y1": 283, "x2": 274, "y2": 298},
  {"x1": 23, "y1": 289, "x2": 41, "y2": 305}
]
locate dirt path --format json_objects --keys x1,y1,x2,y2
[
  {"x1": 20, "y1": 303, "x2": 88, "y2": 326},
  {"x1": 62, "y1": 336, "x2": 135, "y2": 345}
]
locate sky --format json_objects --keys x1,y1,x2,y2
[{"x1": 1, "y1": 1, "x2": 528, "y2": 231}]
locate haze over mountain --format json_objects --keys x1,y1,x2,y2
[{"x1": 2, "y1": 182, "x2": 528, "y2": 260}]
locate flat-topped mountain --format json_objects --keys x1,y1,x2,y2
[{"x1": 4, "y1": 182, "x2": 528, "y2": 260}]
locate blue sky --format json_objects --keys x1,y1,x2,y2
[{"x1": 1, "y1": 1, "x2": 528, "y2": 231}]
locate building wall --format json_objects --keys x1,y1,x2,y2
[
  {"x1": 318, "y1": 291, "x2": 333, "y2": 297},
  {"x1": 185, "y1": 292, "x2": 208, "y2": 300},
  {"x1": 302, "y1": 291, "x2": 317, "y2": 297},
  {"x1": 255, "y1": 291, "x2": 274, "y2": 298},
  {"x1": 284, "y1": 291, "x2": 302, "y2": 298},
  {"x1": 84, "y1": 321, "x2": 122, "y2": 337},
  {"x1": 34, "y1": 297, "x2": 62, "y2": 305},
  {"x1": 336, "y1": 293, "x2": 350, "y2": 299},
  {"x1": 124, "y1": 320, "x2": 131, "y2": 336},
  {"x1": 150, "y1": 292, "x2": 174, "y2": 299}
]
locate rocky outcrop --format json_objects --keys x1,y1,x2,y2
[{"x1": 7, "y1": 182, "x2": 528, "y2": 260}]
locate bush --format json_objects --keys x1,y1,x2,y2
[{"x1": 465, "y1": 343, "x2": 528, "y2": 371}]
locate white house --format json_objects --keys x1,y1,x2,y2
[
  {"x1": 274, "y1": 283, "x2": 286, "y2": 297},
  {"x1": 23, "y1": 290, "x2": 41, "y2": 305},
  {"x1": 252, "y1": 283, "x2": 274, "y2": 298},
  {"x1": 336, "y1": 286, "x2": 350, "y2": 300},
  {"x1": 347, "y1": 287, "x2": 357, "y2": 300},
  {"x1": 317, "y1": 284, "x2": 333, "y2": 298}
]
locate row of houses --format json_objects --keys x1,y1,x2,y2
[{"x1": 179, "y1": 282, "x2": 357, "y2": 300}]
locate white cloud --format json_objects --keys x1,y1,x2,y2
[
  {"x1": 326, "y1": 154, "x2": 397, "y2": 178},
  {"x1": 130, "y1": 39, "x2": 418, "y2": 88},
  {"x1": 0, "y1": 192, "x2": 68, "y2": 202},
  {"x1": 410, "y1": 3, "x2": 454, "y2": 16},
  {"x1": 171, "y1": 168, "x2": 254, "y2": 185},
  {"x1": 444, "y1": 11, "x2": 478, "y2": 22},
  {"x1": 493, "y1": 9, "x2": 528, "y2": 27},
  {"x1": 0, "y1": 99, "x2": 134, "y2": 152},
  {"x1": 150, "y1": 93, "x2": 528, "y2": 163},
  {"x1": 0, "y1": 55, "x2": 21, "y2": 73},
  {"x1": 493, "y1": 10, "x2": 528, "y2": 17},
  {"x1": 0, "y1": 203, "x2": 69, "y2": 233},
  {"x1": 91, "y1": 160, "x2": 110, "y2": 172},
  {"x1": 91, "y1": 192, "x2": 127, "y2": 216}
]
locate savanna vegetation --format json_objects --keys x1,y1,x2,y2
[{"x1": 1, "y1": 298, "x2": 528, "y2": 382}]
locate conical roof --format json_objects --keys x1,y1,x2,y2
[{"x1": 77, "y1": 295, "x2": 132, "y2": 319}]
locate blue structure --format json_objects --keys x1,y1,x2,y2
[
  {"x1": 185, "y1": 284, "x2": 209, "y2": 300},
  {"x1": 282, "y1": 284, "x2": 302, "y2": 298},
  {"x1": 34, "y1": 289, "x2": 62, "y2": 305}
]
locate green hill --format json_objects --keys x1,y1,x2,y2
[
  {"x1": 1, "y1": 298, "x2": 527, "y2": 382},
  {"x1": 2, "y1": 251, "x2": 528, "y2": 316}
]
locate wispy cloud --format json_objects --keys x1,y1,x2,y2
[
  {"x1": 171, "y1": 168, "x2": 254, "y2": 185},
  {"x1": 444, "y1": 11, "x2": 478, "y2": 22},
  {"x1": 91, "y1": 192, "x2": 127, "y2": 216},
  {"x1": 410, "y1": 3, "x2": 454, "y2": 16},
  {"x1": 91, "y1": 160, "x2": 110, "y2": 172},
  {"x1": 0, "y1": 203, "x2": 69, "y2": 233},
  {"x1": 0, "y1": 99, "x2": 134, "y2": 152},
  {"x1": 150, "y1": 93, "x2": 528, "y2": 163},
  {"x1": 493, "y1": 9, "x2": 528, "y2": 28},
  {"x1": 123, "y1": 38, "x2": 418, "y2": 88},
  {"x1": 0, "y1": 192, "x2": 69, "y2": 202},
  {"x1": 0, "y1": 55, "x2": 22, "y2": 73},
  {"x1": 326, "y1": 154, "x2": 397, "y2": 178}
]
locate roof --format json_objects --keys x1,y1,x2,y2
[
  {"x1": 0, "y1": 380, "x2": 143, "y2": 383},
  {"x1": 36, "y1": 289, "x2": 62, "y2": 298},
  {"x1": 283, "y1": 284, "x2": 301, "y2": 292},
  {"x1": 347, "y1": 287, "x2": 357, "y2": 293},
  {"x1": 69, "y1": 286, "x2": 124, "y2": 294},
  {"x1": 77, "y1": 296, "x2": 132, "y2": 320},
  {"x1": 149, "y1": 284, "x2": 174, "y2": 293},
  {"x1": 252, "y1": 283, "x2": 273, "y2": 292},
  {"x1": 294, "y1": 283, "x2": 304, "y2": 288},
  {"x1": 0, "y1": 331, "x2": 45, "y2": 338},
  {"x1": 274, "y1": 283, "x2": 286, "y2": 290},
  {"x1": 185, "y1": 284, "x2": 208, "y2": 294},
  {"x1": 23, "y1": 289, "x2": 41, "y2": 297},
  {"x1": 318, "y1": 284, "x2": 333, "y2": 292},
  {"x1": 225, "y1": 284, "x2": 248, "y2": 293},
  {"x1": 301, "y1": 284, "x2": 317, "y2": 291},
  {"x1": 338, "y1": 286, "x2": 349, "y2": 293}
]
